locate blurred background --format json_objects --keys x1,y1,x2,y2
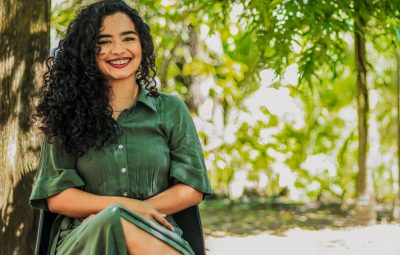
[{"x1": 1, "y1": 0, "x2": 400, "y2": 254}]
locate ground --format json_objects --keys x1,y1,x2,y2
[
  {"x1": 205, "y1": 224, "x2": 400, "y2": 255},
  {"x1": 200, "y1": 199, "x2": 400, "y2": 255}
]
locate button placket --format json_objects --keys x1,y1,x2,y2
[{"x1": 115, "y1": 132, "x2": 131, "y2": 198}]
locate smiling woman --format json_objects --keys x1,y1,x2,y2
[
  {"x1": 95, "y1": 13, "x2": 142, "y2": 82},
  {"x1": 30, "y1": 0, "x2": 212, "y2": 254},
  {"x1": 94, "y1": 12, "x2": 144, "y2": 118}
]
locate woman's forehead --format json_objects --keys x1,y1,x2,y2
[{"x1": 99, "y1": 12, "x2": 137, "y2": 35}]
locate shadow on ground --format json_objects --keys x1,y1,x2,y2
[{"x1": 199, "y1": 199, "x2": 358, "y2": 237}]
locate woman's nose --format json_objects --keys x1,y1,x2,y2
[{"x1": 110, "y1": 41, "x2": 126, "y2": 54}]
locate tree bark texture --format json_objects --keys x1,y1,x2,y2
[
  {"x1": 394, "y1": 37, "x2": 400, "y2": 221},
  {"x1": 353, "y1": 1, "x2": 376, "y2": 224},
  {"x1": 174, "y1": 24, "x2": 204, "y2": 112},
  {"x1": 0, "y1": 1, "x2": 50, "y2": 254},
  {"x1": 397, "y1": 41, "x2": 400, "y2": 202},
  {"x1": 354, "y1": 14, "x2": 368, "y2": 197}
]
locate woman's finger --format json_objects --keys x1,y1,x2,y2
[{"x1": 154, "y1": 213, "x2": 174, "y2": 231}]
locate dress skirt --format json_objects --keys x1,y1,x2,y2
[{"x1": 53, "y1": 203, "x2": 195, "y2": 255}]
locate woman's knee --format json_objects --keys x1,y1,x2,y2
[
  {"x1": 98, "y1": 203, "x2": 124, "y2": 217},
  {"x1": 103, "y1": 203, "x2": 125, "y2": 213},
  {"x1": 83, "y1": 203, "x2": 124, "y2": 228},
  {"x1": 120, "y1": 218, "x2": 182, "y2": 255}
]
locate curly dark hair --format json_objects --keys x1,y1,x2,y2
[{"x1": 34, "y1": 0, "x2": 158, "y2": 156}]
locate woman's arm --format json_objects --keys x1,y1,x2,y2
[
  {"x1": 47, "y1": 187, "x2": 128, "y2": 218},
  {"x1": 47, "y1": 188, "x2": 173, "y2": 230},
  {"x1": 145, "y1": 183, "x2": 203, "y2": 215}
]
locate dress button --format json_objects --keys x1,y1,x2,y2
[
  {"x1": 118, "y1": 144, "x2": 124, "y2": 149},
  {"x1": 123, "y1": 192, "x2": 128, "y2": 197},
  {"x1": 121, "y1": 168, "x2": 127, "y2": 173}
]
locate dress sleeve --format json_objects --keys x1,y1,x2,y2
[
  {"x1": 166, "y1": 95, "x2": 212, "y2": 199},
  {"x1": 29, "y1": 136, "x2": 85, "y2": 211}
]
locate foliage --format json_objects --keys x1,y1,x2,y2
[{"x1": 51, "y1": 0, "x2": 400, "y2": 203}]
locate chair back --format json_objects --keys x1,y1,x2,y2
[
  {"x1": 35, "y1": 210, "x2": 56, "y2": 255},
  {"x1": 173, "y1": 206, "x2": 206, "y2": 255}
]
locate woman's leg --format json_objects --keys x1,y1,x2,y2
[
  {"x1": 56, "y1": 203, "x2": 189, "y2": 255},
  {"x1": 120, "y1": 217, "x2": 182, "y2": 255}
]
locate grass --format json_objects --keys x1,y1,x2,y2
[{"x1": 199, "y1": 199, "x2": 357, "y2": 237}]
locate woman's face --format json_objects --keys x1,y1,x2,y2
[{"x1": 95, "y1": 12, "x2": 142, "y2": 82}]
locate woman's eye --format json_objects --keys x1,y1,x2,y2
[
  {"x1": 96, "y1": 40, "x2": 111, "y2": 45},
  {"x1": 124, "y1": 37, "x2": 136, "y2": 42}
]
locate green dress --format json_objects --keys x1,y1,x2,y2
[{"x1": 29, "y1": 85, "x2": 213, "y2": 255}]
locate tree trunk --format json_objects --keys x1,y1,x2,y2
[
  {"x1": 353, "y1": 4, "x2": 376, "y2": 225},
  {"x1": 187, "y1": 24, "x2": 205, "y2": 112},
  {"x1": 398, "y1": 38, "x2": 400, "y2": 207},
  {"x1": 0, "y1": 1, "x2": 50, "y2": 254},
  {"x1": 174, "y1": 24, "x2": 205, "y2": 112},
  {"x1": 394, "y1": 32, "x2": 400, "y2": 221}
]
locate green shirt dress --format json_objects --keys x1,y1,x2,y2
[{"x1": 29, "y1": 85, "x2": 213, "y2": 255}]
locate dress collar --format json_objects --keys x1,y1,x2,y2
[{"x1": 136, "y1": 83, "x2": 157, "y2": 112}]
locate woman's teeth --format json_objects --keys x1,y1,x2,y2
[{"x1": 109, "y1": 59, "x2": 130, "y2": 65}]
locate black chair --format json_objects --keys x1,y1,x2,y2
[
  {"x1": 173, "y1": 206, "x2": 206, "y2": 255},
  {"x1": 34, "y1": 206, "x2": 206, "y2": 255}
]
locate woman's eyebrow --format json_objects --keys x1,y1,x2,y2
[{"x1": 97, "y1": 31, "x2": 138, "y2": 39}]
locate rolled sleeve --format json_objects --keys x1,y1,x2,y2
[
  {"x1": 167, "y1": 96, "x2": 212, "y2": 199},
  {"x1": 29, "y1": 136, "x2": 85, "y2": 211}
]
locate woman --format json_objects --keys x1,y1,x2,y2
[{"x1": 29, "y1": 0, "x2": 212, "y2": 254}]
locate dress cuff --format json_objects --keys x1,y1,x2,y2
[
  {"x1": 29, "y1": 170, "x2": 85, "y2": 211},
  {"x1": 169, "y1": 161, "x2": 212, "y2": 199}
]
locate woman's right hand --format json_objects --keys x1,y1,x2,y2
[{"x1": 125, "y1": 199, "x2": 174, "y2": 231}]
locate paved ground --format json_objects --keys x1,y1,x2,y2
[{"x1": 205, "y1": 224, "x2": 400, "y2": 255}]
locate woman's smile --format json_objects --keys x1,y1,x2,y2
[{"x1": 107, "y1": 57, "x2": 132, "y2": 68}]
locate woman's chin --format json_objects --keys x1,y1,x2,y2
[{"x1": 106, "y1": 73, "x2": 136, "y2": 81}]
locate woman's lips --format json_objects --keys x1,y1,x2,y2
[{"x1": 107, "y1": 58, "x2": 131, "y2": 68}]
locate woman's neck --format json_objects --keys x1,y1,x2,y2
[{"x1": 108, "y1": 76, "x2": 139, "y2": 111}]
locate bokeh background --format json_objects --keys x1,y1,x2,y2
[{"x1": 1, "y1": 0, "x2": 400, "y2": 254}]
